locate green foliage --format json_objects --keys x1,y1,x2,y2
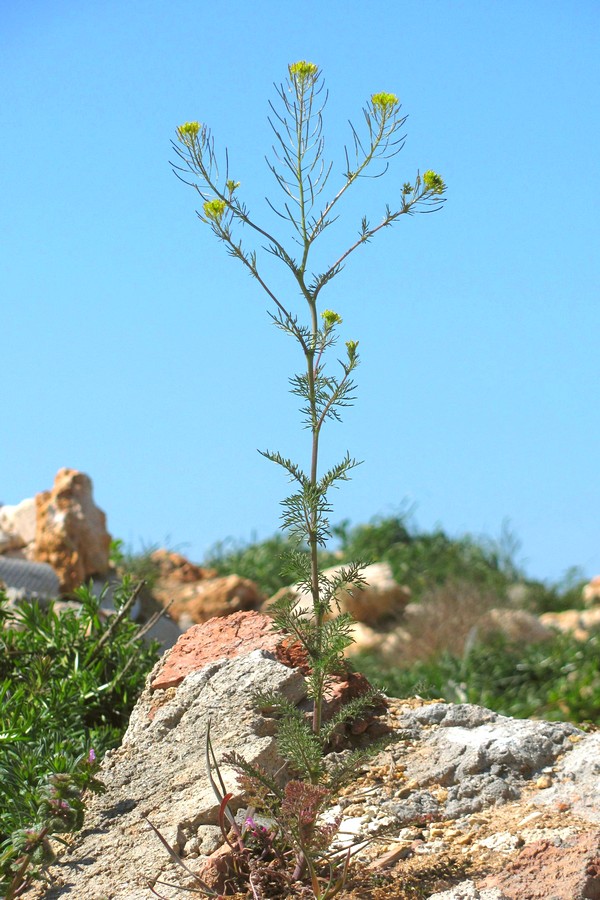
[
  {"x1": 520, "y1": 566, "x2": 589, "y2": 614},
  {"x1": 205, "y1": 533, "x2": 300, "y2": 596},
  {"x1": 0, "y1": 582, "x2": 159, "y2": 895},
  {"x1": 335, "y1": 514, "x2": 516, "y2": 599},
  {"x1": 110, "y1": 538, "x2": 163, "y2": 590},
  {"x1": 206, "y1": 513, "x2": 584, "y2": 619},
  {"x1": 354, "y1": 629, "x2": 600, "y2": 726}
]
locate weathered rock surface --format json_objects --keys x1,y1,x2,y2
[
  {"x1": 33, "y1": 468, "x2": 111, "y2": 593},
  {"x1": 151, "y1": 548, "x2": 217, "y2": 586},
  {"x1": 26, "y1": 614, "x2": 309, "y2": 899},
  {"x1": 541, "y1": 607, "x2": 600, "y2": 641},
  {"x1": 165, "y1": 573, "x2": 264, "y2": 627},
  {"x1": 151, "y1": 609, "x2": 291, "y2": 690},
  {"x1": 0, "y1": 497, "x2": 37, "y2": 556},
  {"x1": 25, "y1": 612, "x2": 600, "y2": 900},
  {"x1": 583, "y1": 575, "x2": 600, "y2": 606},
  {"x1": 267, "y1": 560, "x2": 410, "y2": 626}
]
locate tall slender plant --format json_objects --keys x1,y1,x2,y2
[{"x1": 172, "y1": 61, "x2": 445, "y2": 894}]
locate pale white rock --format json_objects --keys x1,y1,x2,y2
[
  {"x1": 0, "y1": 497, "x2": 36, "y2": 549},
  {"x1": 533, "y1": 731, "x2": 600, "y2": 823},
  {"x1": 267, "y1": 560, "x2": 410, "y2": 626},
  {"x1": 31, "y1": 649, "x2": 306, "y2": 899},
  {"x1": 0, "y1": 527, "x2": 18, "y2": 553},
  {"x1": 428, "y1": 884, "x2": 509, "y2": 900},
  {"x1": 583, "y1": 575, "x2": 600, "y2": 606}
]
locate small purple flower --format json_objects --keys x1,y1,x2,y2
[{"x1": 87, "y1": 748, "x2": 96, "y2": 765}]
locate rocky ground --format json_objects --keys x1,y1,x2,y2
[
  {"x1": 21, "y1": 612, "x2": 600, "y2": 900},
  {"x1": 4, "y1": 471, "x2": 600, "y2": 897}
]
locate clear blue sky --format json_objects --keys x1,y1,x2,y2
[{"x1": 2, "y1": 1, "x2": 599, "y2": 584}]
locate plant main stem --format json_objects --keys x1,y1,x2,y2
[{"x1": 305, "y1": 300, "x2": 325, "y2": 735}]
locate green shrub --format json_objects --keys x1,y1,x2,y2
[
  {"x1": 205, "y1": 533, "x2": 303, "y2": 597},
  {"x1": 109, "y1": 538, "x2": 163, "y2": 591},
  {"x1": 205, "y1": 514, "x2": 521, "y2": 601},
  {"x1": 205, "y1": 515, "x2": 587, "y2": 618},
  {"x1": 519, "y1": 566, "x2": 589, "y2": 615},
  {"x1": 0, "y1": 581, "x2": 159, "y2": 895},
  {"x1": 335, "y1": 515, "x2": 518, "y2": 600}
]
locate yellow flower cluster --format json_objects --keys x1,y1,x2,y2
[
  {"x1": 177, "y1": 121, "x2": 201, "y2": 141},
  {"x1": 371, "y1": 92, "x2": 399, "y2": 111},
  {"x1": 203, "y1": 199, "x2": 226, "y2": 221},
  {"x1": 289, "y1": 60, "x2": 319, "y2": 82},
  {"x1": 423, "y1": 170, "x2": 446, "y2": 194},
  {"x1": 321, "y1": 309, "x2": 342, "y2": 328}
]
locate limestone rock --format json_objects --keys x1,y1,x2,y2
[
  {"x1": 33, "y1": 468, "x2": 111, "y2": 593},
  {"x1": 28, "y1": 647, "x2": 307, "y2": 899},
  {"x1": 167, "y1": 573, "x2": 263, "y2": 626},
  {"x1": 583, "y1": 575, "x2": 600, "y2": 606},
  {"x1": 29, "y1": 683, "x2": 600, "y2": 900},
  {"x1": 266, "y1": 560, "x2": 410, "y2": 626},
  {"x1": 346, "y1": 620, "x2": 388, "y2": 655},
  {"x1": 0, "y1": 526, "x2": 21, "y2": 554},
  {"x1": 475, "y1": 608, "x2": 553, "y2": 645},
  {"x1": 429, "y1": 885, "x2": 508, "y2": 899},
  {"x1": 150, "y1": 548, "x2": 217, "y2": 584},
  {"x1": 0, "y1": 497, "x2": 36, "y2": 555},
  {"x1": 540, "y1": 607, "x2": 600, "y2": 641},
  {"x1": 533, "y1": 730, "x2": 600, "y2": 823}
]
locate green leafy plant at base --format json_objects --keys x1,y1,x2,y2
[
  {"x1": 170, "y1": 60, "x2": 445, "y2": 896},
  {"x1": 0, "y1": 581, "x2": 160, "y2": 896}
]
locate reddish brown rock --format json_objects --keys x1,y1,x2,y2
[
  {"x1": 482, "y1": 831, "x2": 600, "y2": 899},
  {"x1": 150, "y1": 548, "x2": 216, "y2": 584},
  {"x1": 33, "y1": 468, "x2": 111, "y2": 593},
  {"x1": 275, "y1": 637, "x2": 310, "y2": 673},
  {"x1": 150, "y1": 611, "x2": 377, "y2": 733},
  {"x1": 193, "y1": 843, "x2": 239, "y2": 894},
  {"x1": 167, "y1": 573, "x2": 263, "y2": 625},
  {"x1": 151, "y1": 610, "x2": 287, "y2": 690}
]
